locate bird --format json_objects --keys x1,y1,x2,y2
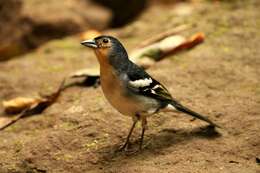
[{"x1": 81, "y1": 35, "x2": 220, "y2": 151}]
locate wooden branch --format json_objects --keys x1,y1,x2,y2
[{"x1": 137, "y1": 24, "x2": 190, "y2": 48}]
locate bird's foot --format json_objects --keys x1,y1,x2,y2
[
  {"x1": 116, "y1": 143, "x2": 129, "y2": 152},
  {"x1": 116, "y1": 143, "x2": 142, "y2": 154},
  {"x1": 116, "y1": 140, "x2": 134, "y2": 152}
]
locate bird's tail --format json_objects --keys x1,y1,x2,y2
[{"x1": 171, "y1": 101, "x2": 221, "y2": 128}]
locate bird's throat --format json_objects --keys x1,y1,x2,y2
[{"x1": 94, "y1": 49, "x2": 110, "y2": 65}]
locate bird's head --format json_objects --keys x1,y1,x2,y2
[{"x1": 81, "y1": 35, "x2": 128, "y2": 66}]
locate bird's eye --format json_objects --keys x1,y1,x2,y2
[{"x1": 103, "y1": 38, "x2": 109, "y2": 43}]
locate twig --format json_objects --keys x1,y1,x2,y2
[
  {"x1": 137, "y1": 24, "x2": 190, "y2": 48},
  {"x1": 0, "y1": 78, "x2": 66, "y2": 131},
  {"x1": 0, "y1": 109, "x2": 29, "y2": 131}
]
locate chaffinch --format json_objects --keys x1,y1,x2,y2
[{"x1": 81, "y1": 36, "x2": 219, "y2": 151}]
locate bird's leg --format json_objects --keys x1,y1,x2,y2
[
  {"x1": 118, "y1": 118, "x2": 138, "y2": 151},
  {"x1": 140, "y1": 117, "x2": 147, "y2": 150}
]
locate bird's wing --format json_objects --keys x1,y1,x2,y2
[
  {"x1": 124, "y1": 62, "x2": 220, "y2": 127},
  {"x1": 125, "y1": 62, "x2": 173, "y2": 102}
]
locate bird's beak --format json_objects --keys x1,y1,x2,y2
[{"x1": 81, "y1": 39, "x2": 98, "y2": 48}]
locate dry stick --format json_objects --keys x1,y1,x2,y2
[
  {"x1": 137, "y1": 24, "x2": 191, "y2": 48},
  {"x1": 0, "y1": 79, "x2": 66, "y2": 131},
  {"x1": 0, "y1": 108, "x2": 29, "y2": 131}
]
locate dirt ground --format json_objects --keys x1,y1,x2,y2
[{"x1": 0, "y1": 1, "x2": 260, "y2": 173}]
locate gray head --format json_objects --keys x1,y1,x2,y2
[{"x1": 81, "y1": 36, "x2": 129, "y2": 68}]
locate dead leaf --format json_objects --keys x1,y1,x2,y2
[
  {"x1": 161, "y1": 32, "x2": 205, "y2": 58},
  {"x1": 70, "y1": 67, "x2": 100, "y2": 78},
  {"x1": 0, "y1": 79, "x2": 65, "y2": 131},
  {"x1": 3, "y1": 97, "x2": 43, "y2": 114},
  {"x1": 69, "y1": 67, "x2": 100, "y2": 87},
  {"x1": 130, "y1": 32, "x2": 205, "y2": 67}
]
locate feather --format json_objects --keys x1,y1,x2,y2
[{"x1": 170, "y1": 100, "x2": 221, "y2": 128}]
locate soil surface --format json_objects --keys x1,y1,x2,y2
[{"x1": 0, "y1": 1, "x2": 260, "y2": 173}]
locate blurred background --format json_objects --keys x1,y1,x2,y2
[
  {"x1": 1, "y1": 0, "x2": 149, "y2": 59},
  {"x1": 0, "y1": 0, "x2": 240, "y2": 60},
  {"x1": 0, "y1": 0, "x2": 259, "y2": 173}
]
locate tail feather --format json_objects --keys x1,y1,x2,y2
[{"x1": 171, "y1": 101, "x2": 221, "y2": 128}]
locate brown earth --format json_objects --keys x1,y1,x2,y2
[{"x1": 0, "y1": 0, "x2": 260, "y2": 173}]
